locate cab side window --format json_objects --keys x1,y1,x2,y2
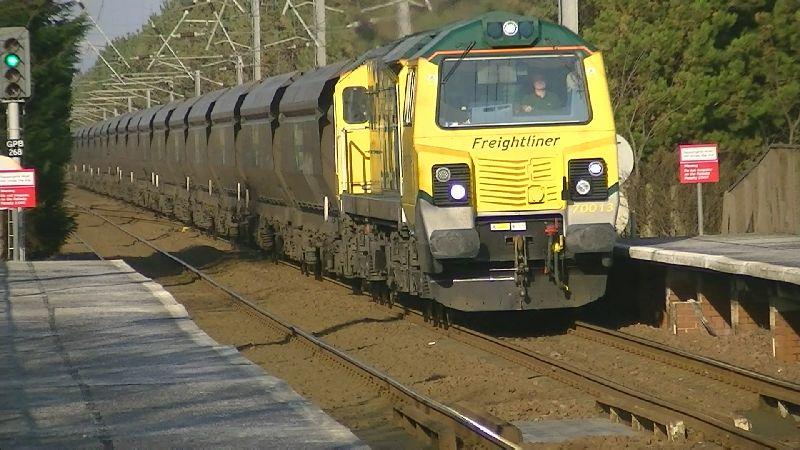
[{"x1": 343, "y1": 86, "x2": 369, "y2": 124}]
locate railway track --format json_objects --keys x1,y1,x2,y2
[
  {"x1": 66, "y1": 200, "x2": 521, "y2": 450},
  {"x1": 407, "y1": 314, "x2": 793, "y2": 448},
  {"x1": 68, "y1": 193, "x2": 797, "y2": 448},
  {"x1": 571, "y1": 322, "x2": 800, "y2": 424},
  {"x1": 70, "y1": 234, "x2": 105, "y2": 260},
  {"x1": 279, "y1": 259, "x2": 796, "y2": 448}
]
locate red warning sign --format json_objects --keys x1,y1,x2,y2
[
  {"x1": 679, "y1": 144, "x2": 719, "y2": 184},
  {"x1": 0, "y1": 169, "x2": 37, "y2": 209}
]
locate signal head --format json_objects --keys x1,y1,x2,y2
[
  {"x1": 0, "y1": 27, "x2": 31, "y2": 99},
  {"x1": 4, "y1": 37, "x2": 19, "y2": 52},
  {"x1": 4, "y1": 53, "x2": 20, "y2": 68}
]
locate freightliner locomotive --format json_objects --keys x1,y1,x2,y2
[{"x1": 72, "y1": 12, "x2": 628, "y2": 323}]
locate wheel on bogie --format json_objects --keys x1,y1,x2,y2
[
  {"x1": 432, "y1": 303, "x2": 442, "y2": 327},
  {"x1": 370, "y1": 282, "x2": 380, "y2": 303},
  {"x1": 352, "y1": 278, "x2": 363, "y2": 295},
  {"x1": 379, "y1": 286, "x2": 390, "y2": 306},
  {"x1": 441, "y1": 306, "x2": 452, "y2": 330},
  {"x1": 272, "y1": 235, "x2": 283, "y2": 264},
  {"x1": 387, "y1": 289, "x2": 397, "y2": 309},
  {"x1": 314, "y1": 248, "x2": 323, "y2": 281},
  {"x1": 313, "y1": 260, "x2": 323, "y2": 281}
]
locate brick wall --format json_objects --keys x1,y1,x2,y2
[
  {"x1": 664, "y1": 270, "x2": 696, "y2": 332},
  {"x1": 665, "y1": 270, "x2": 735, "y2": 336},
  {"x1": 771, "y1": 308, "x2": 800, "y2": 363},
  {"x1": 732, "y1": 300, "x2": 760, "y2": 334},
  {"x1": 637, "y1": 265, "x2": 798, "y2": 363},
  {"x1": 697, "y1": 275, "x2": 732, "y2": 336},
  {"x1": 671, "y1": 301, "x2": 701, "y2": 334}
]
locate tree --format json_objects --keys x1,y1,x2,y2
[
  {"x1": 751, "y1": 0, "x2": 800, "y2": 145},
  {"x1": 0, "y1": 1, "x2": 87, "y2": 257},
  {"x1": 584, "y1": 0, "x2": 800, "y2": 235}
]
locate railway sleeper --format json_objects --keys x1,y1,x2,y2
[
  {"x1": 393, "y1": 404, "x2": 458, "y2": 450},
  {"x1": 393, "y1": 402, "x2": 517, "y2": 450},
  {"x1": 761, "y1": 396, "x2": 800, "y2": 423},
  {"x1": 597, "y1": 400, "x2": 686, "y2": 442}
]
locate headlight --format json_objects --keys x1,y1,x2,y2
[
  {"x1": 575, "y1": 179, "x2": 591, "y2": 196},
  {"x1": 450, "y1": 183, "x2": 467, "y2": 201},
  {"x1": 502, "y1": 20, "x2": 519, "y2": 37},
  {"x1": 435, "y1": 166, "x2": 451, "y2": 183},
  {"x1": 588, "y1": 161, "x2": 604, "y2": 177}
]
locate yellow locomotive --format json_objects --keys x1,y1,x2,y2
[{"x1": 73, "y1": 11, "x2": 625, "y2": 320}]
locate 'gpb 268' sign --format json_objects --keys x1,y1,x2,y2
[{"x1": 5, "y1": 139, "x2": 24, "y2": 158}]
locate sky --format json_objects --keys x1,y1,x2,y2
[{"x1": 77, "y1": 0, "x2": 166, "y2": 72}]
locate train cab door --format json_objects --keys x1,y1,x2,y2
[
  {"x1": 368, "y1": 60, "x2": 401, "y2": 195},
  {"x1": 334, "y1": 65, "x2": 372, "y2": 195}
]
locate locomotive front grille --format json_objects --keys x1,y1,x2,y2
[{"x1": 474, "y1": 157, "x2": 562, "y2": 211}]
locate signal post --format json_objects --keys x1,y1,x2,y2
[{"x1": 1, "y1": 27, "x2": 32, "y2": 261}]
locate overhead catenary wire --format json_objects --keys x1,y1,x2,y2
[
  {"x1": 77, "y1": 1, "x2": 131, "y2": 69},
  {"x1": 72, "y1": 0, "x2": 431, "y2": 124}
]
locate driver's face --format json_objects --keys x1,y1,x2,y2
[{"x1": 534, "y1": 79, "x2": 546, "y2": 90}]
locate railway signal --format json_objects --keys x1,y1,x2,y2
[
  {"x1": 1, "y1": 27, "x2": 31, "y2": 100},
  {"x1": 1, "y1": 27, "x2": 31, "y2": 260}
]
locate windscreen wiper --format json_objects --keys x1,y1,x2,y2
[{"x1": 441, "y1": 41, "x2": 476, "y2": 84}]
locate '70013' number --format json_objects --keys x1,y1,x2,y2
[{"x1": 570, "y1": 203, "x2": 614, "y2": 214}]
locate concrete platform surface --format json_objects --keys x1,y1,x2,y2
[
  {"x1": 0, "y1": 260, "x2": 365, "y2": 449},
  {"x1": 617, "y1": 235, "x2": 800, "y2": 286},
  {"x1": 514, "y1": 418, "x2": 637, "y2": 443}
]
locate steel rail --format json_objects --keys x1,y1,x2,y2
[
  {"x1": 72, "y1": 234, "x2": 105, "y2": 261},
  {"x1": 572, "y1": 321, "x2": 800, "y2": 416},
  {"x1": 67, "y1": 200, "x2": 519, "y2": 450}
]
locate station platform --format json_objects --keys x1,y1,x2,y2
[
  {"x1": 613, "y1": 235, "x2": 800, "y2": 362},
  {"x1": 0, "y1": 260, "x2": 364, "y2": 448},
  {"x1": 616, "y1": 234, "x2": 800, "y2": 286}
]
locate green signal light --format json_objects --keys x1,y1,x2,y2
[{"x1": 4, "y1": 53, "x2": 20, "y2": 68}]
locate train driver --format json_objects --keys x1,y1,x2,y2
[{"x1": 517, "y1": 73, "x2": 562, "y2": 114}]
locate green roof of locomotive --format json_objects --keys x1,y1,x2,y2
[{"x1": 412, "y1": 11, "x2": 593, "y2": 61}]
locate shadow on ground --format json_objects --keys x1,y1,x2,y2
[{"x1": 107, "y1": 245, "x2": 262, "y2": 282}]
